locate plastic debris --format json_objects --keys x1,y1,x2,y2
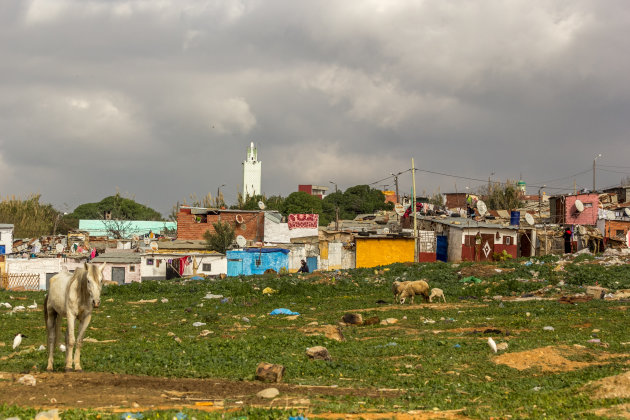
[
  {"x1": 454, "y1": 344, "x2": 461, "y2": 348},
  {"x1": 121, "y1": 413, "x2": 144, "y2": 420},
  {"x1": 269, "y1": 308, "x2": 300, "y2": 316},
  {"x1": 262, "y1": 287, "x2": 277, "y2": 295},
  {"x1": 587, "y1": 338, "x2": 601, "y2": 344},
  {"x1": 192, "y1": 322, "x2": 206, "y2": 327},
  {"x1": 543, "y1": 326, "x2": 555, "y2": 331},
  {"x1": 460, "y1": 276, "x2": 482, "y2": 284},
  {"x1": 203, "y1": 293, "x2": 223, "y2": 300}
]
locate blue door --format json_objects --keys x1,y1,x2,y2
[
  {"x1": 436, "y1": 236, "x2": 448, "y2": 262},
  {"x1": 306, "y1": 257, "x2": 317, "y2": 272},
  {"x1": 0, "y1": 245, "x2": 4, "y2": 254}
]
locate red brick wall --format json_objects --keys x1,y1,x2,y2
[
  {"x1": 177, "y1": 208, "x2": 264, "y2": 241},
  {"x1": 563, "y1": 194, "x2": 599, "y2": 226},
  {"x1": 604, "y1": 220, "x2": 630, "y2": 239}
]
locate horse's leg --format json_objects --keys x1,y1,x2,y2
[
  {"x1": 45, "y1": 298, "x2": 56, "y2": 372},
  {"x1": 65, "y1": 312, "x2": 76, "y2": 372},
  {"x1": 73, "y1": 313, "x2": 92, "y2": 372}
]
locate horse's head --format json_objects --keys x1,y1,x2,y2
[{"x1": 84, "y1": 262, "x2": 105, "y2": 308}]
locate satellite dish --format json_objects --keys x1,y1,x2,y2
[
  {"x1": 235, "y1": 214, "x2": 244, "y2": 224},
  {"x1": 143, "y1": 237, "x2": 150, "y2": 245},
  {"x1": 525, "y1": 213, "x2": 535, "y2": 226},
  {"x1": 258, "y1": 201, "x2": 266, "y2": 210},
  {"x1": 55, "y1": 243, "x2": 64, "y2": 253},
  {"x1": 132, "y1": 235, "x2": 140, "y2": 241},
  {"x1": 150, "y1": 241, "x2": 159, "y2": 251},
  {"x1": 578, "y1": 225, "x2": 586, "y2": 235},
  {"x1": 383, "y1": 228, "x2": 390, "y2": 234},
  {"x1": 575, "y1": 199, "x2": 584, "y2": 212},
  {"x1": 394, "y1": 203, "x2": 406, "y2": 216},
  {"x1": 476, "y1": 200, "x2": 488, "y2": 216},
  {"x1": 624, "y1": 208, "x2": 630, "y2": 217},
  {"x1": 236, "y1": 235, "x2": 246, "y2": 247}
]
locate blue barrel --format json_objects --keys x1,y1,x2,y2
[{"x1": 510, "y1": 211, "x2": 520, "y2": 225}]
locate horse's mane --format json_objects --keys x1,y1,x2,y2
[{"x1": 67, "y1": 266, "x2": 92, "y2": 307}]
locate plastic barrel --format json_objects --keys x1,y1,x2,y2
[{"x1": 510, "y1": 211, "x2": 520, "y2": 225}]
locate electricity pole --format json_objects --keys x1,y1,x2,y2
[
  {"x1": 391, "y1": 172, "x2": 400, "y2": 203},
  {"x1": 330, "y1": 181, "x2": 339, "y2": 231},
  {"x1": 412, "y1": 159, "x2": 418, "y2": 263},
  {"x1": 593, "y1": 154, "x2": 602, "y2": 192}
]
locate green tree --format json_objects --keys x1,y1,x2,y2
[
  {"x1": 203, "y1": 221, "x2": 235, "y2": 254},
  {"x1": 70, "y1": 193, "x2": 163, "y2": 220},
  {"x1": 321, "y1": 185, "x2": 393, "y2": 225},
  {"x1": 480, "y1": 180, "x2": 523, "y2": 210},
  {"x1": 281, "y1": 191, "x2": 323, "y2": 216}
]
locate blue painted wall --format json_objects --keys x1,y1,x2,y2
[{"x1": 226, "y1": 249, "x2": 289, "y2": 276}]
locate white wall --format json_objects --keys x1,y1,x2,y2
[
  {"x1": 6, "y1": 257, "x2": 86, "y2": 290},
  {"x1": 264, "y1": 216, "x2": 318, "y2": 243},
  {"x1": 0, "y1": 227, "x2": 13, "y2": 253},
  {"x1": 140, "y1": 253, "x2": 227, "y2": 279}
]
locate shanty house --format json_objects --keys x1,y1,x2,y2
[
  {"x1": 140, "y1": 240, "x2": 226, "y2": 280},
  {"x1": 91, "y1": 251, "x2": 141, "y2": 284},
  {"x1": 318, "y1": 230, "x2": 355, "y2": 271},
  {"x1": 0, "y1": 224, "x2": 13, "y2": 255},
  {"x1": 177, "y1": 207, "x2": 264, "y2": 244},
  {"x1": 226, "y1": 248, "x2": 289, "y2": 276},
  {"x1": 355, "y1": 236, "x2": 415, "y2": 268},
  {"x1": 264, "y1": 212, "x2": 320, "y2": 272},
  {"x1": 417, "y1": 216, "x2": 519, "y2": 262},
  {"x1": 549, "y1": 193, "x2": 599, "y2": 225}
]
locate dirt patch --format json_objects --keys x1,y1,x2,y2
[
  {"x1": 493, "y1": 346, "x2": 629, "y2": 372},
  {"x1": 0, "y1": 371, "x2": 404, "y2": 412},
  {"x1": 459, "y1": 265, "x2": 514, "y2": 278},
  {"x1": 312, "y1": 409, "x2": 467, "y2": 419},
  {"x1": 586, "y1": 370, "x2": 630, "y2": 399},
  {"x1": 588, "y1": 403, "x2": 630, "y2": 419},
  {"x1": 355, "y1": 304, "x2": 487, "y2": 312},
  {"x1": 302, "y1": 325, "x2": 345, "y2": 341}
]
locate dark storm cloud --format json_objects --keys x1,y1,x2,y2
[{"x1": 1, "y1": 0, "x2": 629, "y2": 216}]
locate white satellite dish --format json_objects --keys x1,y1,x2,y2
[
  {"x1": 55, "y1": 243, "x2": 64, "y2": 253},
  {"x1": 235, "y1": 214, "x2": 244, "y2": 224},
  {"x1": 143, "y1": 237, "x2": 150, "y2": 245},
  {"x1": 383, "y1": 228, "x2": 390, "y2": 234},
  {"x1": 236, "y1": 235, "x2": 247, "y2": 247},
  {"x1": 575, "y1": 199, "x2": 585, "y2": 212},
  {"x1": 525, "y1": 213, "x2": 535, "y2": 226},
  {"x1": 578, "y1": 225, "x2": 586, "y2": 235},
  {"x1": 476, "y1": 200, "x2": 488, "y2": 216},
  {"x1": 258, "y1": 201, "x2": 266, "y2": 210},
  {"x1": 394, "y1": 203, "x2": 406, "y2": 216},
  {"x1": 624, "y1": 208, "x2": 630, "y2": 217},
  {"x1": 150, "y1": 241, "x2": 159, "y2": 251},
  {"x1": 132, "y1": 235, "x2": 140, "y2": 241}
]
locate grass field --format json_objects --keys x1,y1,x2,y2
[{"x1": 1, "y1": 255, "x2": 630, "y2": 419}]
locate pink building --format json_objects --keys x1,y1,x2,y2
[{"x1": 549, "y1": 193, "x2": 599, "y2": 226}]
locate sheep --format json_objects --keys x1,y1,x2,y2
[
  {"x1": 429, "y1": 288, "x2": 446, "y2": 303},
  {"x1": 392, "y1": 281, "x2": 411, "y2": 303},
  {"x1": 399, "y1": 280, "x2": 430, "y2": 304}
]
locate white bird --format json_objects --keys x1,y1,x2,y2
[
  {"x1": 13, "y1": 333, "x2": 27, "y2": 350},
  {"x1": 11, "y1": 305, "x2": 25, "y2": 313},
  {"x1": 0, "y1": 302, "x2": 11, "y2": 309},
  {"x1": 488, "y1": 337, "x2": 498, "y2": 353},
  {"x1": 28, "y1": 300, "x2": 37, "y2": 310},
  {"x1": 59, "y1": 344, "x2": 66, "y2": 352}
]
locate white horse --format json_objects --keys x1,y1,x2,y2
[{"x1": 44, "y1": 263, "x2": 105, "y2": 372}]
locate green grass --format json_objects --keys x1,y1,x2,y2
[{"x1": 2, "y1": 258, "x2": 630, "y2": 418}]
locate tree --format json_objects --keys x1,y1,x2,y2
[
  {"x1": 203, "y1": 221, "x2": 235, "y2": 254},
  {"x1": 70, "y1": 193, "x2": 163, "y2": 220},
  {"x1": 102, "y1": 219, "x2": 134, "y2": 239},
  {"x1": 281, "y1": 191, "x2": 323, "y2": 216},
  {"x1": 478, "y1": 180, "x2": 523, "y2": 210},
  {"x1": 321, "y1": 185, "x2": 393, "y2": 225}
]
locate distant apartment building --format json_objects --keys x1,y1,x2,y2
[{"x1": 298, "y1": 185, "x2": 329, "y2": 199}]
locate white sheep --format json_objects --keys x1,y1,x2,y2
[
  {"x1": 429, "y1": 288, "x2": 446, "y2": 303},
  {"x1": 392, "y1": 281, "x2": 410, "y2": 303},
  {"x1": 399, "y1": 280, "x2": 430, "y2": 304}
]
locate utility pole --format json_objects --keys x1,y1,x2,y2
[
  {"x1": 391, "y1": 172, "x2": 400, "y2": 204},
  {"x1": 412, "y1": 158, "x2": 418, "y2": 263},
  {"x1": 538, "y1": 185, "x2": 545, "y2": 220},
  {"x1": 330, "y1": 181, "x2": 339, "y2": 231},
  {"x1": 593, "y1": 153, "x2": 602, "y2": 192},
  {"x1": 217, "y1": 184, "x2": 226, "y2": 207}
]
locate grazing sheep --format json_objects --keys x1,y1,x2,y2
[
  {"x1": 392, "y1": 281, "x2": 411, "y2": 303},
  {"x1": 399, "y1": 280, "x2": 430, "y2": 304},
  {"x1": 429, "y1": 288, "x2": 446, "y2": 303}
]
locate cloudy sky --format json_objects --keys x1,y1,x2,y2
[{"x1": 1, "y1": 0, "x2": 629, "y2": 216}]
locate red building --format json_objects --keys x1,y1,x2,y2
[
  {"x1": 298, "y1": 185, "x2": 329, "y2": 199},
  {"x1": 549, "y1": 193, "x2": 599, "y2": 225},
  {"x1": 177, "y1": 207, "x2": 264, "y2": 243}
]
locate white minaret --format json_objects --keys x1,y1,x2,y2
[{"x1": 242, "y1": 142, "x2": 261, "y2": 198}]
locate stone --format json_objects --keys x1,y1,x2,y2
[
  {"x1": 17, "y1": 374, "x2": 36, "y2": 386},
  {"x1": 306, "y1": 346, "x2": 332, "y2": 361},
  {"x1": 586, "y1": 286, "x2": 608, "y2": 300},
  {"x1": 342, "y1": 313, "x2": 363, "y2": 325},
  {"x1": 496, "y1": 342, "x2": 509, "y2": 351},
  {"x1": 380, "y1": 318, "x2": 398, "y2": 325},
  {"x1": 363, "y1": 316, "x2": 380, "y2": 326},
  {"x1": 255, "y1": 362, "x2": 285, "y2": 383},
  {"x1": 256, "y1": 387, "x2": 279, "y2": 399}
]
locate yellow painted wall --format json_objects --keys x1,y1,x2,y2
[{"x1": 355, "y1": 238, "x2": 415, "y2": 268}]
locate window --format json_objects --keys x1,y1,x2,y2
[
  {"x1": 146, "y1": 258, "x2": 154, "y2": 266},
  {"x1": 504, "y1": 236, "x2": 512, "y2": 245},
  {"x1": 202, "y1": 263, "x2": 212, "y2": 271},
  {"x1": 616, "y1": 230, "x2": 625, "y2": 237},
  {"x1": 130, "y1": 265, "x2": 136, "y2": 272}
]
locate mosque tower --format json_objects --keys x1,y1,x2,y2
[{"x1": 242, "y1": 142, "x2": 261, "y2": 199}]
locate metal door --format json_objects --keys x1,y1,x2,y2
[
  {"x1": 306, "y1": 256, "x2": 317, "y2": 272},
  {"x1": 112, "y1": 267, "x2": 125, "y2": 284},
  {"x1": 0, "y1": 245, "x2": 5, "y2": 254},
  {"x1": 436, "y1": 236, "x2": 448, "y2": 262},
  {"x1": 479, "y1": 234, "x2": 495, "y2": 261}
]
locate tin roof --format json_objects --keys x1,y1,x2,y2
[
  {"x1": 92, "y1": 252, "x2": 141, "y2": 264},
  {"x1": 417, "y1": 215, "x2": 519, "y2": 230}
]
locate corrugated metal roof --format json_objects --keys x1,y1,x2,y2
[
  {"x1": 92, "y1": 252, "x2": 141, "y2": 264},
  {"x1": 417, "y1": 215, "x2": 519, "y2": 230},
  {"x1": 0, "y1": 224, "x2": 14, "y2": 228}
]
